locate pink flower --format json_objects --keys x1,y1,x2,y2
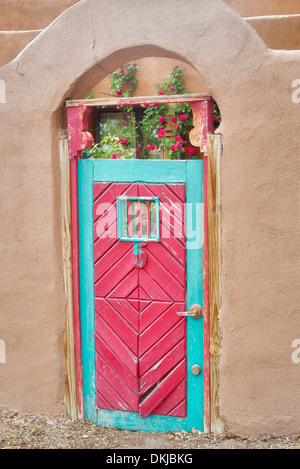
[
  {"x1": 185, "y1": 147, "x2": 196, "y2": 155},
  {"x1": 123, "y1": 121, "x2": 127, "y2": 126},
  {"x1": 215, "y1": 117, "x2": 221, "y2": 122},
  {"x1": 133, "y1": 63, "x2": 138, "y2": 67},
  {"x1": 174, "y1": 64, "x2": 179, "y2": 69},
  {"x1": 179, "y1": 114, "x2": 187, "y2": 121},
  {"x1": 175, "y1": 136, "x2": 183, "y2": 143},
  {"x1": 144, "y1": 103, "x2": 149, "y2": 108},
  {"x1": 112, "y1": 154, "x2": 117, "y2": 159},
  {"x1": 151, "y1": 102, "x2": 159, "y2": 107},
  {"x1": 151, "y1": 145, "x2": 156, "y2": 150},
  {"x1": 147, "y1": 144, "x2": 152, "y2": 151},
  {"x1": 170, "y1": 116, "x2": 176, "y2": 122},
  {"x1": 174, "y1": 123, "x2": 179, "y2": 129},
  {"x1": 157, "y1": 128, "x2": 165, "y2": 138},
  {"x1": 118, "y1": 138, "x2": 127, "y2": 145},
  {"x1": 159, "y1": 117, "x2": 166, "y2": 125},
  {"x1": 170, "y1": 145, "x2": 176, "y2": 151},
  {"x1": 117, "y1": 90, "x2": 123, "y2": 96},
  {"x1": 158, "y1": 91, "x2": 164, "y2": 95},
  {"x1": 176, "y1": 143, "x2": 182, "y2": 150},
  {"x1": 120, "y1": 70, "x2": 124, "y2": 76},
  {"x1": 119, "y1": 105, "x2": 124, "y2": 109},
  {"x1": 170, "y1": 85, "x2": 177, "y2": 90}
]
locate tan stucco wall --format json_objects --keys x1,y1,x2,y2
[
  {"x1": 248, "y1": 15, "x2": 300, "y2": 51},
  {"x1": 224, "y1": 0, "x2": 300, "y2": 17},
  {"x1": 0, "y1": 31, "x2": 42, "y2": 67},
  {"x1": 0, "y1": 0, "x2": 299, "y2": 436},
  {"x1": 0, "y1": 0, "x2": 80, "y2": 30},
  {"x1": 1, "y1": 0, "x2": 300, "y2": 68}
]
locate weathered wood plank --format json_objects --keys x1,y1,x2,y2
[
  {"x1": 66, "y1": 93, "x2": 211, "y2": 108},
  {"x1": 139, "y1": 360, "x2": 186, "y2": 418},
  {"x1": 207, "y1": 133, "x2": 224, "y2": 433},
  {"x1": 60, "y1": 138, "x2": 79, "y2": 420}
]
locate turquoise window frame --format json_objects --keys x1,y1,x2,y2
[{"x1": 117, "y1": 196, "x2": 160, "y2": 243}]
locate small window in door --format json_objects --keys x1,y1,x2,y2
[{"x1": 117, "y1": 197, "x2": 160, "y2": 242}]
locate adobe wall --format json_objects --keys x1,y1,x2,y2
[
  {"x1": 0, "y1": 0, "x2": 299, "y2": 436},
  {"x1": 248, "y1": 15, "x2": 300, "y2": 51},
  {"x1": 224, "y1": 0, "x2": 300, "y2": 16},
  {"x1": 1, "y1": 1, "x2": 300, "y2": 68},
  {"x1": 0, "y1": 0, "x2": 80, "y2": 30}
]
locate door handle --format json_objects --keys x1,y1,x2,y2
[{"x1": 176, "y1": 304, "x2": 203, "y2": 319}]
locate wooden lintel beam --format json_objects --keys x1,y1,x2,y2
[{"x1": 66, "y1": 93, "x2": 211, "y2": 108}]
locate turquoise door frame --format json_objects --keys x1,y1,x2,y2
[{"x1": 78, "y1": 159, "x2": 204, "y2": 432}]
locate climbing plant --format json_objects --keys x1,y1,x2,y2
[{"x1": 86, "y1": 62, "x2": 219, "y2": 159}]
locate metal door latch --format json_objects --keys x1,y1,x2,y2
[{"x1": 176, "y1": 304, "x2": 203, "y2": 319}]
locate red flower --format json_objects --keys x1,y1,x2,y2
[
  {"x1": 170, "y1": 116, "x2": 176, "y2": 122},
  {"x1": 174, "y1": 64, "x2": 179, "y2": 69},
  {"x1": 215, "y1": 117, "x2": 221, "y2": 122},
  {"x1": 185, "y1": 147, "x2": 196, "y2": 155},
  {"x1": 159, "y1": 117, "x2": 166, "y2": 125},
  {"x1": 144, "y1": 103, "x2": 149, "y2": 108},
  {"x1": 151, "y1": 145, "x2": 156, "y2": 151},
  {"x1": 151, "y1": 102, "x2": 159, "y2": 107},
  {"x1": 112, "y1": 154, "x2": 118, "y2": 159},
  {"x1": 133, "y1": 63, "x2": 138, "y2": 67},
  {"x1": 120, "y1": 70, "x2": 124, "y2": 76},
  {"x1": 179, "y1": 114, "x2": 187, "y2": 121},
  {"x1": 170, "y1": 85, "x2": 177, "y2": 90},
  {"x1": 174, "y1": 123, "x2": 179, "y2": 129},
  {"x1": 117, "y1": 90, "x2": 123, "y2": 96},
  {"x1": 175, "y1": 136, "x2": 183, "y2": 143},
  {"x1": 147, "y1": 144, "x2": 151, "y2": 151},
  {"x1": 118, "y1": 138, "x2": 127, "y2": 145},
  {"x1": 170, "y1": 145, "x2": 176, "y2": 151},
  {"x1": 176, "y1": 143, "x2": 182, "y2": 150},
  {"x1": 123, "y1": 121, "x2": 127, "y2": 126},
  {"x1": 157, "y1": 128, "x2": 165, "y2": 138},
  {"x1": 158, "y1": 91, "x2": 164, "y2": 95}
]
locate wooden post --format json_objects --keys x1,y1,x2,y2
[
  {"x1": 207, "y1": 133, "x2": 224, "y2": 433},
  {"x1": 189, "y1": 99, "x2": 214, "y2": 433},
  {"x1": 67, "y1": 105, "x2": 94, "y2": 419},
  {"x1": 60, "y1": 138, "x2": 78, "y2": 420}
]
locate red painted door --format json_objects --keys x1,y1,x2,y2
[{"x1": 93, "y1": 182, "x2": 186, "y2": 418}]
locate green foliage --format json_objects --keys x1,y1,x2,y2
[
  {"x1": 110, "y1": 62, "x2": 139, "y2": 99},
  {"x1": 140, "y1": 64, "x2": 194, "y2": 159},
  {"x1": 85, "y1": 62, "x2": 221, "y2": 160},
  {"x1": 85, "y1": 134, "x2": 135, "y2": 160},
  {"x1": 84, "y1": 93, "x2": 96, "y2": 99}
]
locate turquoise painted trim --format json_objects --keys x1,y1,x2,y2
[
  {"x1": 78, "y1": 159, "x2": 97, "y2": 423},
  {"x1": 186, "y1": 160, "x2": 204, "y2": 432},
  {"x1": 78, "y1": 159, "x2": 204, "y2": 431},
  {"x1": 93, "y1": 159, "x2": 187, "y2": 183}
]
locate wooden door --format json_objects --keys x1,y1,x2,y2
[{"x1": 79, "y1": 159, "x2": 204, "y2": 432}]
